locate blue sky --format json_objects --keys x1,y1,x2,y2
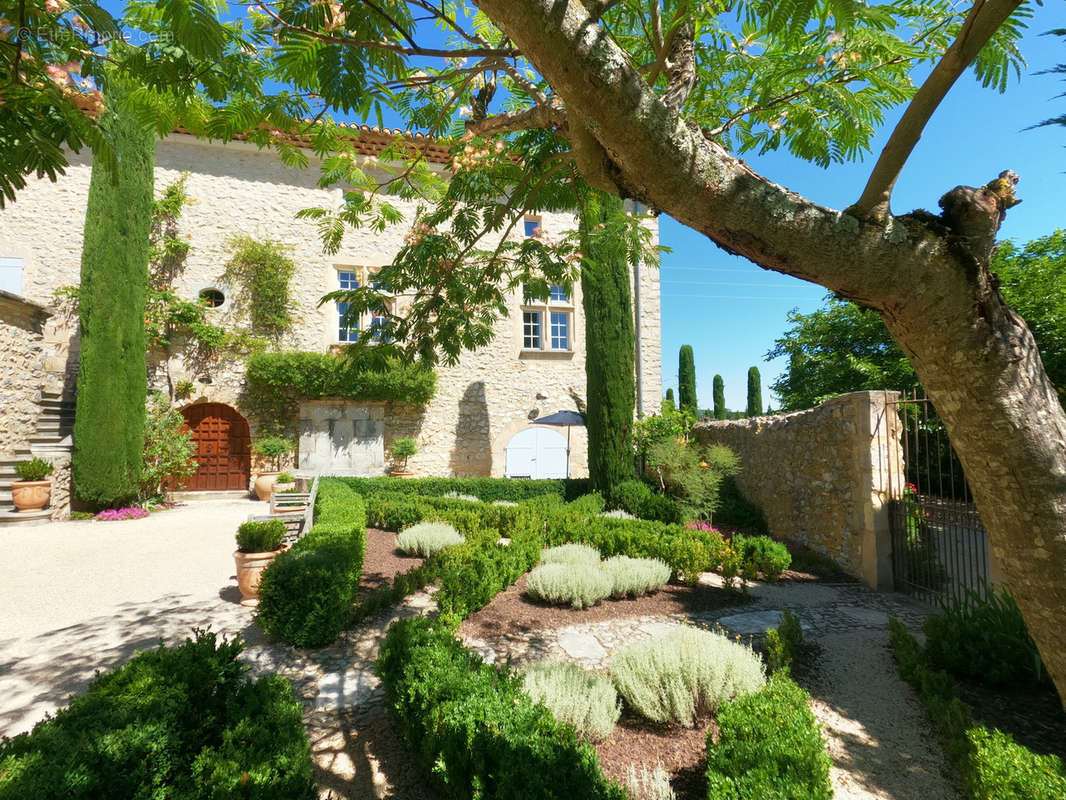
[{"x1": 661, "y1": 9, "x2": 1065, "y2": 411}]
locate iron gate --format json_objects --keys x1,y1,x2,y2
[{"x1": 881, "y1": 390, "x2": 990, "y2": 606}]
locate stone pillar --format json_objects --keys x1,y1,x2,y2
[{"x1": 858, "y1": 391, "x2": 901, "y2": 591}]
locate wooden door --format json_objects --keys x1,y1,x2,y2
[{"x1": 180, "y1": 403, "x2": 251, "y2": 491}]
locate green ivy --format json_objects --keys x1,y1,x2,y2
[
  {"x1": 244, "y1": 351, "x2": 437, "y2": 425},
  {"x1": 223, "y1": 235, "x2": 297, "y2": 338}
]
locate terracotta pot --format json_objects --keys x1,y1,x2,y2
[
  {"x1": 253, "y1": 472, "x2": 279, "y2": 501},
  {"x1": 12, "y1": 480, "x2": 51, "y2": 512},
  {"x1": 233, "y1": 548, "x2": 282, "y2": 606}
]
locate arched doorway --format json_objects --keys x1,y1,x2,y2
[
  {"x1": 180, "y1": 403, "x2": 251, "y2": 491},
  {"x1": 504, "y1": 427, "x2": 569, "y2": 479}
]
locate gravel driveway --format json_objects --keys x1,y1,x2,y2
[{"x1": 0, "y1": 499, "x2": 264, "y2": 737}]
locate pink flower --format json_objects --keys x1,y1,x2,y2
[{"x1": 45, "y1": 64, "x2": 71, "y2": 86}]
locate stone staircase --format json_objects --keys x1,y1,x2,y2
[{"x1": 0, "y1": 390, "x2": 75, "y2": 526}]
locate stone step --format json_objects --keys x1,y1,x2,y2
[{"x1": 0, "y1": 509, "x2": 52, "y2": 527}]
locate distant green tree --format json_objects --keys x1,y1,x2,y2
[
  {"x1": 663, "y1": 388, "x2": 676, "y2": 414},
  {"x1": 72, "y1": 85, "x2": 154, "y2": 507},
  {"x1": 768, "y1": 231, "x2": 1066, "y2": 411},
  {"x1": 746, "y1": 366, "x2": 763, "y2": 417},
  {"x1": 767, "y1": 298, "x2": 919, "y2": 411},
  {"x1": 678, "y1": 345, "x2": 697, "y2": 412},
  {"x1": 713, "y1": 375, "x2": 726, "y2": 420}
]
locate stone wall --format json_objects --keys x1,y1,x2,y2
[
  {"x1": 0, "y1": 291, "x2": 50, "y2": 456},
  {"x1": 692, "y1": 391, "x2": 902, "y2": 589},
  {"x1": 0, "y1": 134, "x2": 661, "y2": 480}
]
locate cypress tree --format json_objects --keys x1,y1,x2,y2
[
  {"x1": 73, "y1": 84, "x2": 154, "y2": 507},
  {"x1": 580, "y1": 189, "x2": 635, "y2": 493},
  {"x1": 746, "y1": 366, "x2": 763, "y2": 417},
  {"x1": 663, "y1": 388, "x2": 676, "y2": 413},
  {"x1": 713, "y1": 374, "x2": 726, "y2": 420},
  {"x1": 678, "y1": 345, "x2": 697, "y2": 411}
]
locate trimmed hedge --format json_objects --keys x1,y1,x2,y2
[
  {"x1": 376, "y1": 617, "x2": 627, "y2": 800},
  {"x1": 256, "y1": 481, "x2": 367, "y2": 647},
  {"x1": 889, "y1": 618, "x2": 1066, "y2": 800},
  {"x1": 0, "y1": 631, "x2": 314, "y2": 799},
  {"x1": 245, "y1": 351, "x2": 437, "y2": 424},
  {"x1": 341, "y1": 475, "x2": 591, "y2": 502},
  {"x1": 705, "y1": 674, "x2": 832, "y2": 800}
]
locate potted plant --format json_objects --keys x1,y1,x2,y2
[
  {"x1": 233, "y1": 519, "x2": 287, "y2": 606},
  {"x1": 390, "y1": 437, "x2": 417, "y2": 477},
  {"x1": 273, "y1": 472, "x2": 296, "y2": 493},
  {"x1": 12, "y1": 457, "x2": 55, "y2": 512},
  {"x1": 251, "y1": 435, "x2": 292, "y2": 501}
]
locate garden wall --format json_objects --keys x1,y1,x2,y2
[
  {"x1": 693, "y1": 391, "x2": 902, "y2": 589},
  {"x1": 0, "y1": 291, "x2": 50, "y2": 455}
]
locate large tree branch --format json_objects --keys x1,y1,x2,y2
[
  {"x1": 465, "y1": 104, "x2": 568, "y2": 136},
  {"x1": 471, "y1": 0, "x2": 920, "y2": 303},
  {"x1": 848, "y1": 0, "x2": 1024, "y2": 221}
]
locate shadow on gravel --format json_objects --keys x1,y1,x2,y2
[
  {"x1": 0, "y1": 593, "x2": 262, "y2": 738},
  {"x1": 310, "y1": 705, "x2": 442, "y2": 800}
]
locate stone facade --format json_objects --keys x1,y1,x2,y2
[
  {"x1": 0, "y1": 292, "x2": 50, "y2": 455},
  {"x1": 693, "y1": 391, "x2": 902, "y2": 589},
  {"x1": 0, "y1": 134, "x2": 661, "y2": 483}
]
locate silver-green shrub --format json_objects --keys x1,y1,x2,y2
[
  {"x1": 526, "y1": 562, "x2": 613, "y2": 608},
  {"x1": 611, "y1": 627, "x2": 766, "y2": 726},
  {"x1": 603, "y1": 555, "x2": 671, "y2": 598},
  {"x1": 540, "y1": 543, "x2": 602, "y2": 566},
  {"x1": 602, "y1": 509, "x2": 637, "y2": 520},
  {"x1": 396, "y1": 521, "x2": 465, "y2": 557},
  {"x1": 491, "y1": 500, "x2": 518, "y2": 507},
  {"x1": 521, "y1": 660, "x2": 621, "y2": 740},
  {"x1": 442, "y1": 491, "x2": 481, "y2": 502},
  {"x1": 625, "y1": 764, "x2": 677, "y2": 800}
]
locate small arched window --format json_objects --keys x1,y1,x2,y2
[{"x1": 198, "y1": 288, "x2": 225, "y2": 308}]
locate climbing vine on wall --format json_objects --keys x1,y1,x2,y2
[{"x1": 222, "y1": 235, "x2": 297, "y2": 339}]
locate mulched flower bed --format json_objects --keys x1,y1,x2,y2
[
  {"x1": 460, "y1": 573, "x2": 749, "y2": 640},
  {"x1": 595, "y1": 711, "x2": 717, "y2": 799},
  {"x1": 358, "y1": 528, "x2": 425, "y2": 598}
]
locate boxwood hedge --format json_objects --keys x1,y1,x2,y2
[
  {"x1": 376, "y1": 617, "x2": 627, "y2": 800},
  {"x1": 256, "y1": 480, "x2": 367, "y2": 647},
  {"x1": 0, "y1": 632, "x2": 314, "y2": 800}
]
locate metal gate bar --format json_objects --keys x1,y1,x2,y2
[{"x1": 883, "y1": 390, "x2": 990, "y2": 607}]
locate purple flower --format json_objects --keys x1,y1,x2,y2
[{"x1": 94, "y1": 506, "x2": 150, "y2": 521}]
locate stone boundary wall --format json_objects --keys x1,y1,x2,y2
[
  {"x1": 693, "y1": 391, "x2": 902, "y2": 590},
  {"x1": 0, "y1": 291, "x2": 50, "y2": 456}
]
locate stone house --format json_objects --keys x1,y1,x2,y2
[{"x1": 0, "y1": 127, "x2": 662, "y2": 509}]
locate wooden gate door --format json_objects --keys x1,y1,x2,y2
[{"x1": 181, "y1": 403, "x2": 251, "y2": 491}]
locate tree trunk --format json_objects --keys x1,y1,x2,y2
[
  {"x1": 474, "y1": 0, "x2": 1066, "y2": 706},
  {"x1": 580, "y1": 190, "x2": 636, "y2": 493},
  {"x1": 883, "y1": 264, "x2": 1066, "y2": 704}
]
